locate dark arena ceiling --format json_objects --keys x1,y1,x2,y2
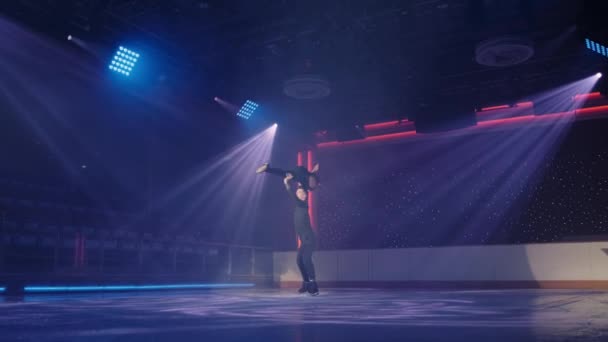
[{"x1": 1, "y1": 0, "x2": 607, "y2": 133}]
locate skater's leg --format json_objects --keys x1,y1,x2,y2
[
  {"x1": 296, "y1": 247, "x2": 309, "y2": 282},
  {"x1": 296, "y1": 247, "x2": 309, "y2": 293},
  {"x1": 300, "y1": 243, "x2": 316, "y2": 282},
  {"x1": 299, "y1": 241, "x2": 318, "y2": 295}
]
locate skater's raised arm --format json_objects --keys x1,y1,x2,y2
[
  {"x1": 283, "y1": 173, "x2": 294, "y2": 192},
  {"x1": 284, "y1": 174, "x2": 308, "y2": 203}
]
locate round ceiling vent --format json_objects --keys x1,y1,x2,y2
[
  {"x1": 283, "y1": 75, "x2": 331, "y2": 100},
  {"x1": 475, "y1": 36, "x2": 534, "y2": 67}
]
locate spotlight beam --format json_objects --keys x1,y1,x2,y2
[
  {"x1": 149, "y1": 125, "x2": 275, "y2": 209},
  {"x1": 410, "y1": 79, "x2": 587, "y2": 238},
  {"x1": 150, "y1": 124, "x2": 277, "y2": 237},
  {"x1": 167, "y1": 135, "x2": 269, "y2": 231}
]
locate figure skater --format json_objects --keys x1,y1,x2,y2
[
  {"x1": 256, "y1": 163, "x2": 320, "y2": 191},
  {"x1": 282, "y1": 173, "x2": 319, "y2": 295}
]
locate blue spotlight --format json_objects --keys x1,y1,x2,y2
[
  {"x1": 23, "y1": 283, "x2": 254, "y2": 293},
  {"x1": 109, "y1": 46, "x2": 140, "y2": 76},
  {"x1": 0, "y1": 286, "x2": 5, "y2": 293},
  {"x1": 236, "y1": 100, "x2": 259, "y2": 120},
  {"x1": 585, "y1": 38, "x2": 608, "y2": 58}
]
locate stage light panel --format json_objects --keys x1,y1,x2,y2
[
  {"x1": 236, "y1": 100, "x2": 259, "y2": 120},
  {"x1": 109, "y1": 46, "x2": 140, "y2": 76},
  {"x1": 586, "y1": 38, "x2": 608, "y2": 57}
]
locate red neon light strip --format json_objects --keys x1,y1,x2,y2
[
  {"x1": 515, "y1": 101, "x2": 534, "y2": 108},
  {"x1": 476, "y1": 109, "x2": 600, "y2": 128},
  {"x1": 574, "y1": 92, "x2": 602, "y2": 101},
  {"x1": 318, "y1": 104, "x2": 608, "y2": 149},
  {"x1": 318, "y1": 130, "x2": 417, "y2": 149},
  {"x1": 364, "y1": 120, "x2": 400, "y2": 130},
  {"x1": 307, "y1": 151, "x2": 313, "y2": 174},
  {"x1": 297, "y1": 151, "x2": 305, "y2": 248},
  {"x1": 480, "y1": 104, "x2": 510, "y2": 111},
  {"x1": 477, "y1": 102, "x2": 534, "y2": 115},
  {"x1": 364, "y1": 120, "x2": 415, "y2": 131},
  {"x1": 307, "y1": 150, "x2": 317, "y2": 233},
  {"x1": 576, "y1": 104, "x2": 608, "y2": 115}
]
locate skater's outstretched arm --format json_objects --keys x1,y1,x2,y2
[
  {"x1": 268, "y1": 166, "x2": 291, "y2": 177},
  {"x1": 259, "y1": 162, "x2": 319, "y2": 191},
  {"x1": 256, "y1": 163, "x2": 292, "y2": 177}
]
